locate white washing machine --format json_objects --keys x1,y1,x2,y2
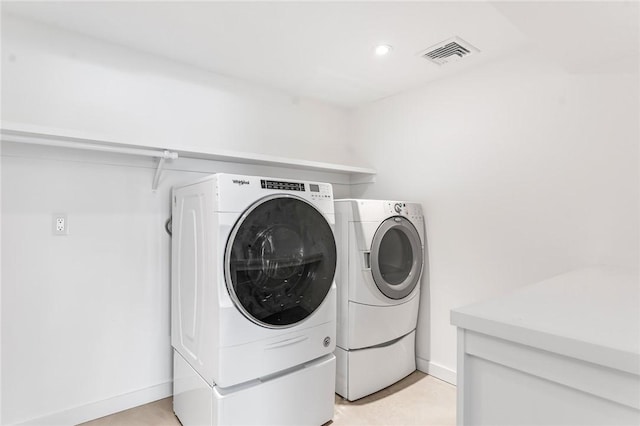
[
  {"x1": 333, "y1": 199, "x2": 425, "y2": 401},
  {"x1": 171, "y1": 173, "x2": 337, "y2": 426}
]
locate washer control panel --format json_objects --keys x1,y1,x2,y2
[
  {"x1": 260, "y1": 179, "x2": 305, "y2": 191},
  {"x1": 258, "y1": 179, "x2": 332, "y2": 200},
  {"x1": 309, "y1": 182, "x2": 332, "y2": 201}
]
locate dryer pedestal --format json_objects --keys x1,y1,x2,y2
[
  {"x1": 335, "y1": 330, "x2": 416, "y2": 401},
  {"x1": 174, "y1": 350, "x2": 336, "y2": 426}
]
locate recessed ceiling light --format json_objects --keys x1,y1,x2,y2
[{"x1": 374, "y1": 44, "x2": 393, "y2": 56}]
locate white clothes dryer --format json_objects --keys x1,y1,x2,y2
[
  {"x1": 171, "y1": 173, "x2": 337, "y2": 426},
  {"x1": 333, "y1": 199, "x2": 425, "y2": 401}
]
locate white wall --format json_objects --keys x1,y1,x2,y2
[
  {"x1": 1, "y1": 16, "x2": 355, "y2": 426},
  {"x1": 1, "y1": 14, "x2": 354, "y2": 163},
  {"x1": 2, "y1": 148, "x2": 175, "y2": 425},
  {"x1": 350, "y1": 51, "x2": 639, "y2": 382}
]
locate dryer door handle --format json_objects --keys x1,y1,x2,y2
[{"x1": 363, "y1": 251, "x2": 371, "y2": 270}]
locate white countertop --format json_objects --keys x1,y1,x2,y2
[{"x1": 451, "y1": 266, "x2": 640, "y2": 374}]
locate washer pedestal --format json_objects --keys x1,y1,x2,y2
[
  {"x1": 335, "y1": 331, "x2": 416, "y2": 401},
  {"x1": 174, "y1": 350, "x2": 336, "y2": 426}
]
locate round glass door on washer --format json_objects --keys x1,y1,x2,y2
[
  {"x1": 226, "y1": 195, "x2": 337, "y2": 328},
  {"x1": 370, "y1": 216, "x2": 423, "y2": 300}
]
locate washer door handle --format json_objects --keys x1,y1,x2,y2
[
  {"x1": 363, "y1": 251, "x2": 371, "y2": 269},
  {"x1": 265, "y1": 335, "x2": 308, "y2": 350}
]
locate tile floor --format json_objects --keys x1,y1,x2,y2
[{"x1": 80, "y1": 371, "x2": 456, "y2": 425}]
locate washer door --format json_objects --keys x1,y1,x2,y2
[
  {"x1": 225, "y1": 195, "x2": 336, "y2": 328},
  {"x1": 370, "y1": 217, "x2": 423, "y2": 300}
]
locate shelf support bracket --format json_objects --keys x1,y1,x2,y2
[
  {"x1": 152, "y1": 150, "x2": 178, "y2": 191},
  {"x1": 349, "y1": 174, "x2": 377, "y2": 185}
]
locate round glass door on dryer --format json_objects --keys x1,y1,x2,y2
[
  {"x1": 225, "y1": 195, "x2": 337, "y2": 328},
  {"x1": 370, "y1": 216, "x2": 423, "y2": 300}
]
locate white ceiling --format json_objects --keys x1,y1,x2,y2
[{"x1": 3, "y1": 1, "x2": 638, "y2": 107}]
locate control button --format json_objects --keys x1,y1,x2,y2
[{"x1": 394, "y1": 203, "x2": 402, "y2": 213}]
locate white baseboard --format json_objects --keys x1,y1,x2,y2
[
  {"x1": 416, "y1": 357, "x2": 457, "y2": 385},
  {"x1": 15, "y1": 381, "x2": 172, "y2": 426}
]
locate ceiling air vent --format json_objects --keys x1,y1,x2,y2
[{"x1": 420, "y1": 36, "x2": 479, "y2": 66}]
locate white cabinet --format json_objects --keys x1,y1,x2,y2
[{"x1": 451, "y1": 267, "x2": 640, "y2": 425}]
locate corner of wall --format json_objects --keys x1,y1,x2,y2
[{"x1": 416, "y1": 357, "x2": 456, "y2": 386}]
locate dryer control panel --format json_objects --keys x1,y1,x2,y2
[
  {"x1": 385, "y1": 201, "x2": 424, "y2": 242},
  {"x1": 385, "y1": 201, "x2": 422, "y2": 218}
]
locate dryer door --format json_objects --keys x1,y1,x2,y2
[
  {"x1": 370, "y1": 217, "x2": 423, "y2": 300},
  {"x1": 225, "y1": 195, "x2": 336, "y2": 328}
]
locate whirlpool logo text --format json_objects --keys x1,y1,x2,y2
[{"x1": 232, "y1": 179, "x2": 250, "y2": 186}]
